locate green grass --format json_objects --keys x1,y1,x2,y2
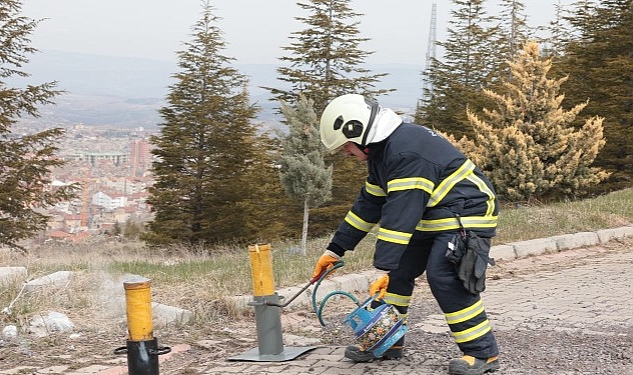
[
  {"x1": 2, "y1": 188, "x2": 632, "y2": 327},
  {"x1": 494, "y1": 188, "x2": 633, "y2": 244},
  {"x1": 104, "y1": 236, "x2": 376, "y2": 296},
  {"x1": 100, "y1": 188, "x2": 633, "y2": 297}
]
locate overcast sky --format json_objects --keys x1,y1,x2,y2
[{"x1": 22, "y1": 0, "x2": 575, "y2": 67}]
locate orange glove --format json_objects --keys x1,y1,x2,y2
[
  {"x1": 312, "y1": 250, "x2": 341, "y2": 280},
  {"x1": 369, "y1": 273, "x2": 390, "y2": 300}
]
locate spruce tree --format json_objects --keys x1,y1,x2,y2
[
  {"x1": 279, "y1": 95, "x2": 332, "y2": 255},
  {"x1": 495, "y1": 0, "x2": 532, "y2": 77},
  {"x1": 234, "y1": 136, "x2": 293, "y2": 243},
  {"x1": 269, "y1": 0, "x2": 391, "y2": 115},
  {"x1": 467, "y1": 41, "x2": 609, "y2": 202},
  {"x1": 541, "y1": 1, "x2": 572, "y2": 59},
  {"x1": 558, "y1": 0, "x2": 633, "y2": 192},
  {"x1": 416, "y1": 0, "x2": 502, "y2": 138},
  {"x1": 269, "y1": 0, "x2": 393, "y2": 232},
  {"x1": 146, "y1": 1, "x2": 260, "y2": 246},
  {"x1": 0, "y1": 0, "x2": 77, "y2": 250}
]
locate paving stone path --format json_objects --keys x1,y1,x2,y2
[{"x1": 2, "y1": 238, "x2": 632, "y2": 374}]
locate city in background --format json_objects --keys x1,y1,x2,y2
[
  {"x1": 14, "y1": 51, "x2": 423, "y2": 246},
  {"x1": 18, "y1": 121, "x2": 156, "y2": 245}
]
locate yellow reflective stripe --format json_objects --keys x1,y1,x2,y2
[
  {"x1": 344, "y1": 211, "x2": 375, "y2": 232},
  {"x1": 452, "y1": 319, "x2": 492, "y2": 343},
  {"x1": 428, "y1": 160, "x2": 475, "y2": 207},
  {"x1": 416, "y1": 215, "x2": 498, "y2": 232},
  {"x1": 445, "y1": 299, "x2": 484, "y2": 325},
  {"x1": 377, "y1": 227, "x2": 413, "y2": 245},
  {"x1": 466, "y1": 174, "x2": 496, "y2": 216},
  {"x1": 365, "y1": 181, "x2": 386, "y2": 197},
  {"x1": 400, "y1": 313, "x2": 408, "y2": 324},
  {"x1": 387, "y1": 177, "x2": 434, "y2": 194},
  {"x1": 383, "y1": 293, "x2": 411, "y2": 307}
]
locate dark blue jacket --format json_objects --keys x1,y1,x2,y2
[{"x1": 329, "y1": 123, "x2": 498, "y2": 270}]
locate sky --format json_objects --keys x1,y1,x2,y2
[{"x1": 21, "y1": 0, "x2": 576, "y2": 67}]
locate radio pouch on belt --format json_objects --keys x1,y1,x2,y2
[{"x1": 445, "y1": 214, "x2": 495, "y2": 294}]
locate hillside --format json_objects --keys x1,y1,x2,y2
[{"x1": 12, "y1": 50, "x2": 423, "y2": 129}]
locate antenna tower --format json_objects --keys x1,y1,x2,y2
[{"x1": 421, "y1": 3, "x2": 437, "y2": 102}]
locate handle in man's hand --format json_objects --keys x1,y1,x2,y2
[
  {"x1": 369, "y1": 273, "x2": 389, "y2": 300},
  {"x1": 312, "y1": 250, "x2": 341, "y2": 281}
]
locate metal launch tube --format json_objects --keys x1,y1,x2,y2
[{"x1": 124, "y1": 277, "x2": 153, "y2": 341}]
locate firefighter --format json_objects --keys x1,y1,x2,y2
[{"x1": 313, "y1": 94, "x2": 500, "y2": 375}]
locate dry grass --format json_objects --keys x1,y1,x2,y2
[
  {"x1": 494, "y1": 188, "x2": 633, "y2": 244},
  {"x1": 0, "y1": 188, "x2": 632, "y2": 331}
]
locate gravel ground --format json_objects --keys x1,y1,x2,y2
[
  {"x1": 1, "y1": 240, "x2": 632, "y2": 374},
  {"x1": 316, "y1": 310, "x2": 633, "y2": 374},
  {"x1": 310, "y1": 239, "x2": 633, "y2": 375}
]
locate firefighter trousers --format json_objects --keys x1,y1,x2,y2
[{"x1": 381, "y1": 230, "x2": 499, "y2": 359}]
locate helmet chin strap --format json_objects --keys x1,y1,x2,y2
[{"x1": 359, "y1": 99, "x2": 380, "y2": 147}]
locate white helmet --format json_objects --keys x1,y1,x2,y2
[{"x1": 319, "y1": 94, "x2": 380, "y2": 151}]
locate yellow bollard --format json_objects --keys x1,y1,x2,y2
[
  {"x1": 248, "y1": 243, "x2": 275, "y2": 297},
  {"x1": 229, "y1": 243, "x2": 316, "y2": 362},
  {"x1": 115, "y1": 276, "x2": 171, "y2": 375},
  {"x1": 124, "y1": 277, "x2": 154, "y2": 341}
]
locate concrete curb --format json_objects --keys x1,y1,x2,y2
[
  {"x1": 491, "y1": 225, "x2": 633, "y2": 261},
  {"x1": 229, "y1": 225, "x2": 633, "y2": 311}
]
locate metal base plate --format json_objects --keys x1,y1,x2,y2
[{"x1": 228, "y1": 346, "x2": 318, "y2": 362}]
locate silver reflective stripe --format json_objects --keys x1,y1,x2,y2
[
  {"x1": 415, "y1": 215, "x2": 498, "y2": 232},
  {"x1": 428, "y1": 160, "x2": 475, "y2": 207},
  {"x1": 344, "y1": 211, "x2": 375, "y2": 232},
  {"x1": 445, "y1": 299, "x2": 484, "y2": 325},
  {"x1": 452, "y1": 319, "x2": 492, "y2": 343},
  {"x1": 384, "y1": 292, "x2": 411, "y2": 307},
  {"x1": 466, "y1": 174, "x2": 496, "y2": 216},
  {"x1": 387, "y1": 177, "x2": 434, "y2": 194},
  {"x1": 377, "y1": 227, "x2": 412, "y2": 245},
  {"x1": 365, "y1": 181, "x2": 386, "y2": 197}
]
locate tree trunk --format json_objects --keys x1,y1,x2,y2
[{"x1": 301, "y1": 198, "x2": 309, "y2": 256}]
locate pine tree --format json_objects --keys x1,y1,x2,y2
[
  {"x1": 467, "y1": 41, "x2": 609, "y2": 202},
  {"x1": 234, "y1": 132, "x2": 295, "y2": 243},
  {"x1": 268, "y1": 0, "x2": 393, "y2": 233},
  {"x1": 416, "y1": 0, "x2": 502, "y2": 138},
  {"x1": 0, "y1": 0, "x2": 77, "y2": 250},
  {"x1": 145, "y1": 1, "x2": 260, "y2": 246},
  {"x1": 541, "y1": 1, "x2": 572, "y2": 59},
  {"x1": 558, "y1": 0, "x2": 633, "y2": 192},
  {"x1": 111, "y1": 221, "x2": 122, "y2": 237},
  {"x1": 495, "y1": 0, "x2": 532, "y2": 77},
  {"x1": 279, "y1": 95, "x2": 332, "y2": 255},
  {"x1": 269, "y1": 0, "x2": 392, "y2": 115},
  {"x1": 123, "y1": 218, "x2": 142, "y2": 240}
]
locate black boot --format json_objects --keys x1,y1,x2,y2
[
  {"x1": 448, "y1": 355, "x2": 500, "y2": 374},
  {"x1": 344, "y1": 336, "x2": 404, "y2": 362},
  {"x1": 344, "y1": 345, "x2": 403, "y2": 362}
]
